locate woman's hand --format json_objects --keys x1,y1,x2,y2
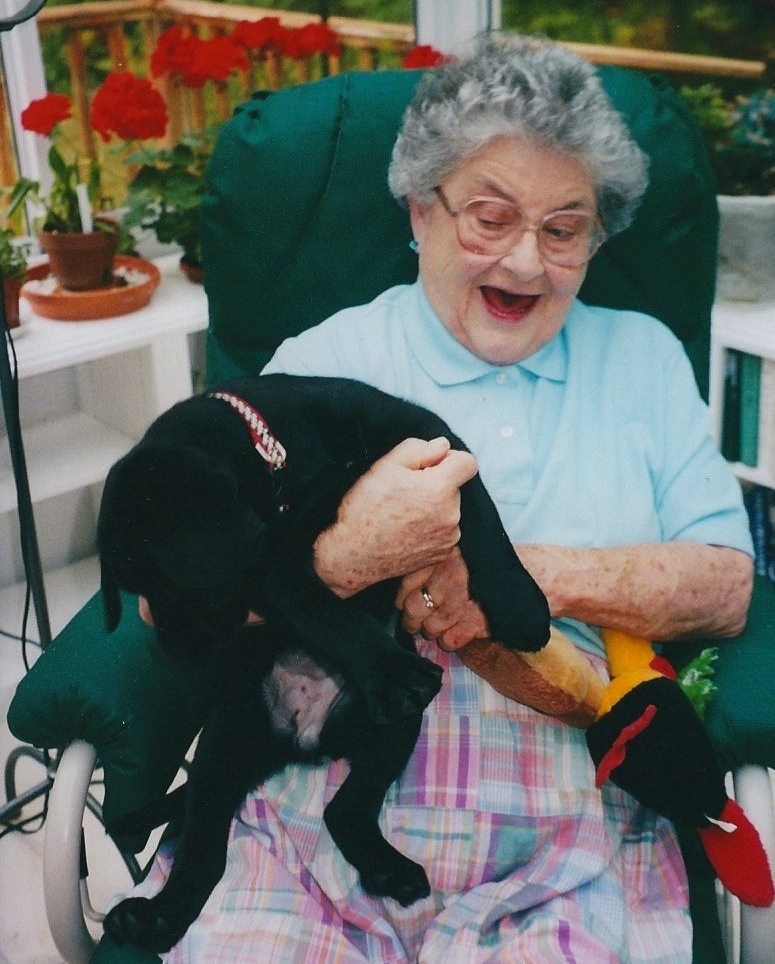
[
  {"x1": 396, "y1": 548, "x2": 489, "y2": 651},
  {"x1": 313, "y1": 437, "x2": 478, "y2": 598}
]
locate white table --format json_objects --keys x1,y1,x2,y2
[{"x1": 0, "y1": 254, "x2": 208, "y2": 626}]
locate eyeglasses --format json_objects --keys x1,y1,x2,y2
[{"x1": 434, "y1": 186, "x2": 606, "y2": 267}]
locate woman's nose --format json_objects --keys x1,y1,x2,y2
[{"x1": 497, "y1": 227, "x2": 545, "y2": 278}]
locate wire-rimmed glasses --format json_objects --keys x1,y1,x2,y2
[{"x1": 434, "y1": 186, "x2": 606, "y2": 267}]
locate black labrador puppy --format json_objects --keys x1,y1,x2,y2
[{"x1": 98, "y1": 374, "x2": 550, "y2": 952}]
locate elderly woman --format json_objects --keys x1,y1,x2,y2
[{"x1": 136, "y1": 36, "x2": 753, "y2": 962}]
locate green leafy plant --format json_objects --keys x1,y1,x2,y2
[
  {"x1": 121, "y1": 129, "x2": 215, "y2": 265},
  {"x1": 0, "y1": 226, "x2": 28, "y2": 282},
  {"x1": 0, "y1": 186, "x2": 32, "y2": 281},
  {"x1": 680, "y1": 84, "x2": 775, "y2": 196},
  {"x1": 677, "y1": 647, "x2": 718, "y2": 719}
]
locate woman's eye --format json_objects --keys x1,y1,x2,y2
[
  {"x1": 472, "y1": 203, "x2": 514, "y2": 231},
  {"x1": 544, "y1": 225, "x2": 576, "y2": 241},
  {"x1": 543, "y1": 215, "x2": 590, "y2": 243}
]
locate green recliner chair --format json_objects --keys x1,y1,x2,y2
[{"x1": 8, "y1": 65, "x2": 775, "y2": 964}]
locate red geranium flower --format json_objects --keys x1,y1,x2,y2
[
  {"x1": 151, "y1": 27, "x2": 248, "y2": 88},
  {"x1": 282, "y1": 22, "x2": 341, "y2": 60},
  {"x1": 150, "y1": 25, "x2": 199, "y2": 80},
  {"x1": 185, "y1": 35, "x2": 248, "y2": 86},
  {"x1": 402, "y1": 45, "x2": 454, "y2": 69},
  {"x1": 231, "y1": 16, "x2": 286, "y2": 53},
  {"x1": 298, "y1": 23, "x2": 341, "y2": 58},
  {"x1": 279, "y1": 23, "x2": 340, "y2": 60},
  {"x1": 89, "y1": 71, "x2": 168, "y2": 143},
  {"x1": 21, "y1": 93, "x2": 72, "y2": 136}
]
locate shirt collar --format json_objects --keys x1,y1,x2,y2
[{"x1": 404, "y1": 280, "x2": 569, "y2": 386}]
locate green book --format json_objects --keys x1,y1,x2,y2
[
  {"x1": 739, "y1": 352, "x2": 762, "y2": 467},
  {"x1": 721, "y1": 350, "x2": 741, "y2": 463}
]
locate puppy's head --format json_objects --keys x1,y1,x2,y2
[{"x1": 98, "y1": 443, "x2": 267, "y2": 660}]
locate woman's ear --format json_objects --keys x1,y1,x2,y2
[{"x1": 407, "y1": 197, "x2": 430, "y2": 252}]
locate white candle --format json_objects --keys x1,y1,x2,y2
[{"x1": 76, "y1": 183, "x2": 93, "y2": 233}]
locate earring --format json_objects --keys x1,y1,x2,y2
[{"x1": 409, "y1": 239, "x2": 419, "y2": 252}]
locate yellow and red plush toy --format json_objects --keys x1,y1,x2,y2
[{"x1": 459, "y1": 627, "x2": 774, "y2": 909}]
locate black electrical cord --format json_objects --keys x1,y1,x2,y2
[
  {"x1": 1, "y1": 0, "x2": 53, "y2": 645},
  {"x1": 0, "y1": 0, "x2": 55, "y2": 842},
  {"x1": 0, "y1": 7, "x2": 143, "y2": 911},
  {"x1": 1, "y1": 292, "x2": 51, "y2": 649},
  {"x1": 0, "y1": 0, "x2": 47, "y2": 32}
]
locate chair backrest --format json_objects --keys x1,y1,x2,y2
[{"x1": 201, "y1": 65, "x2": 718, "y2": 397}]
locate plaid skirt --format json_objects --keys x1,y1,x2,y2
[{"x1": 128, "y1": 640, "x2": 691, "y2": 963}]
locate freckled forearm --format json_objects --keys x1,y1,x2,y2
[{"x1": 514, "y1": 542, "x2": 753, "y2": 641}]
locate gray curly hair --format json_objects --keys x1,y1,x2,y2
[{"x1": 388, "y1": 35, "x2": 649, "y2": 237}]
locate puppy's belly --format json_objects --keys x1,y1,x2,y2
[{"x1": 262, "y1": 652, "x2": 345, "y2": 750}]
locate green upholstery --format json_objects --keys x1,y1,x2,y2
[
  {"x1": 8, "y1": 592, "x2": 211, "y2": 853},
  {"x1": 6, "y1": 66, "x2": 774, "y2": 964},
  {"x1": 671, "y1": 575, "x2": 775, "y2": 772}
]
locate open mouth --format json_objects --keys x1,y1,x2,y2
[{"x1": 481, "y1": 286, "x2": 540, "y2": 320}]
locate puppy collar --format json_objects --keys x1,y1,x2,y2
[{"x1": 209, "y1": 391, "x2": 287, "y2": 470}]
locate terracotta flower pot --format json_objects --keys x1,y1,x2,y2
[
  {"x1": 39, "y1": 221, "x2": 120, "y2": 291},
  {"x1": 179, "y1": 255, "x2": 204, "y2": 284},
  {"x1": 2, "y1": 274, "x2": 22, "y2": 329}
]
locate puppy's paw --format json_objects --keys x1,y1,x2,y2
[
  {"x1": 365, "y1": 652, "x2": 442, "y2": 723},
  {"x1": 360, "y1": 851, "x2": 431, "y2": 907},
  {"x1": 103, "y1": 896, "x2": 190, "y2": 953},
  {"x1": 473, "y1": 568, "x2": 550, "y2": 653},
  {"x1": 487, "y1": 611, "x2": 550, "y2": 653}
]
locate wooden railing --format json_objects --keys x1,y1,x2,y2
[
  {"x1": 0, "y1": 0, "x2": 768, "y2": 196},
  {"x1": 35, "y1": 1, "x2": 415, "y2": 157},
  {"x1": 564, "y1": 41, "x2": 766, "y2": 81}
]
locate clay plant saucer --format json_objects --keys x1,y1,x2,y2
[{"x1": 21, "y1": 255, "x2": 161, "y2": 321}]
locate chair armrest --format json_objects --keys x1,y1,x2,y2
[
  {"x1": 730, "y1": 765, "x2": 775, "y2": 964},
  {"x1": 44, "y1": 740, "x2": 99, "y2": 964},
  {"x1": 669, "y1": 575, "x2": 775, "y2": 771},
  {"x1": 7, "y1": 591, "x2": 211, "y2": 850}
]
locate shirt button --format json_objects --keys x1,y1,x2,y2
[
  {"x1": 500, "y1": 426, "x2": 514, "y2": 438},
  {"x1": 495, "y1": 373, "x2": 508, "y2": 385}
]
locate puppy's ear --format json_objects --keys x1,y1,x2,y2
[{"x1": 100, "y1": 559, "x2": 123, "y2": 633}]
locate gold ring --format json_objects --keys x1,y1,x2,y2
[{"x1": 421, "y1": 588, "x2": 436, "y2": 610}]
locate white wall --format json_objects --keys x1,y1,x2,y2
[
  {"x1": 0, "y1": 0, "x2": 52, "y2": 188},
  {"x1": 414, "y1": 0, "x2": 501, "y2": 54}
]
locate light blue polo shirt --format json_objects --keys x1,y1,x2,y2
[{"x1": 264, "y1": 281, "x2": 753, "y2": 656}]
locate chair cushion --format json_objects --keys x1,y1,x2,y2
[{"x1": 7, "y1": 592, "x2": 211, "y2": 851}]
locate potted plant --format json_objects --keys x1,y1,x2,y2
[
  {"x1": 681, "y1": 84, "x2": 775, "y2": 301},
  {"x1": 0, "y1": 184, "x2": 34, "y2": 328},
  {"x1": 17, "y1": 74, "x2": 167, "y2": 290},
  {"x1": 122, "y1": 129, "x2": 215, "y2": 282},
  {"x1": 0, "y1": 226, "x2": 28, "y2": 330}
]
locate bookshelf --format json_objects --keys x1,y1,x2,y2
[{"x1": 709, "y1": 299, "x2": 775, "y2": 490}]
